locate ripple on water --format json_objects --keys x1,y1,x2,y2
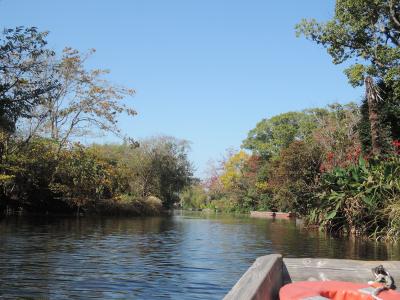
[{"x1": 0, "y1": 212, "x2": 400, "y2": 299}]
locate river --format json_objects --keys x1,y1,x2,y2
[{"x1": 0, "y1": 211, "x2": 399, "y2": 299}]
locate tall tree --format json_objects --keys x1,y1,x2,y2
[
  {"x1": 27, "y1": 48, "x2": 136, "y2": 150},
  {"x1": 296, "y1": 0, "x2": 400, "y2": 156},
  {"x1": 242, "y1": 110, "x2": 327, "y2": 158},
  {"x1": 296, "y1": 0, "x2": 400, "y2": 94},
  {"x1": 365, "y1": 76, "x2": 384, "y2": 155},
  {"x1": 0, "y1": 27, "x2": 58, "y2": 133},
  {"x1": 358, "y1": 80, "x2": 400, "y2": 154}
]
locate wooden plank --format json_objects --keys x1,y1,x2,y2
[
  {"x1": 224, "y1": 254, "x2": 283, "y2": 300},
  {"x1": 284, "y1": 258, "x2": 400, "y2": 284}
]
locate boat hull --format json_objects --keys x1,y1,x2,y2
[{"x1": 224, "y1": 255, "x2": 400, "y2": 300}]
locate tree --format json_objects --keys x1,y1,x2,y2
[
  {"x1": 220, "y1": 150, "x2": 250, "y2": 190},
  {"x1": 366, "y1": 76, "x2": 384, "y2": 155},
  {"x1": 50, "y1": 144, "x2": 115, "y2": 214},
  {"x1": 267, "y1": 141, "x2": 323, "y2": 215},
  {"x1": 26, "y1": 47, "x2": 136, "y2": 150},
  {"x1": 313, "y1": 103, "x2": 361, "y2": 171},
  {"x1": 358, "y1": 80, "x2": 400, "y2": 154},
  {"x1": 218, "y1": 151, "x2": 261, "y2": 211},
  {"x1": 296, "y1": 0, "x2": 400, "y2": 94},
  {"x1": 242, "y1": 109, "x2": 328, "y2": 158},
  {"x1": 203, "y1": 158, "x2": 225, "y2": 203},
  {"x1": 0, "y1": 27, "x2": 58, "y2": 133},
  {"x1": 180, "y1": 184, "x2": 208, "y2": 209},
  {"x1": 296, "y1": 1, "x2": 400, "y2": 156},
  {"x1": 145, "y1": 137, "x2": 193, "y2": 208},
  {"x1": 91, "y1": 136, "x2": 194, "y2": 208}
]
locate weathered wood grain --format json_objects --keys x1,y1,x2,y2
[
  {"x1": 284, "y1": 258, "x2": 400, "y2": 284},
  {"x1": 224, "y1": 255, "x2": 400, "y2": 300},
  {"x1": 223, "y1": 254, "x2": 283, "y2": 300}
]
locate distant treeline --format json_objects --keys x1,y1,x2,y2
[
  {"x1": 0, "y1": 27, "x2": 193, "y2": 215},
  {"x1": 182, "y1": 101, "x2": 400, "y2": 239},
  {"x1": 181, "y1": 0, "x2": 400, "y2": 241}
]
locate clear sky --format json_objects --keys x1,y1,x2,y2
[{"x1": 1, "y1": 0, "x2": 363, "y2": 177}]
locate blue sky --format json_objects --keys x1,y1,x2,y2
[{"x1": 1, "y1": 0, "x2": 363, "y2": 177}]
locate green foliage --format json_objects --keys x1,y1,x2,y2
[
  {"x1": 0, "y1": 27, "x2": 58, "y2": 133},
  {"x1": 208, "y1": 196, "x2": 236, "y2": 212},
  {"x1": 358, "y1": 81, "x2": 400, "y2": 154},
  {"x1": 87, "y1": 137, "x2": 193, "y2": 209},
  {"x1": 385, "y1": 200, "x2": 400, "y2": 241},
  {"x1": 0, "y1": 25, "x2": 192, "y2": 216},
  {"x1": 289, "y1": 1, "x2": 400, "y2": 240},
  {"x1": 179, "y1": 1, "x2": 400, "y2": 241},
  {"x1": 267, "y1": 141, "x2": 323, "y2": 215},
  {"x1": 255, "y1": 193, "x2": 273, "y2": 211},
  {"x1": 1, "y1": 138, "x2": 62, "y2": 212},
  {"x1": 191, "y1": 100, "x2": 400, "y2": 241},
  {"x1": 0, "y1": 136, "x2": 193, "y2": 215},
  {"x1": 314, "y1": 103, "x2": 362, "y2": 171},
  {"x1": 51, "y1": 145, "x2": 115, "y2": 210},
  {"x1": 242, "y1": 110, "x2": 328, "y2": 158},
  {"x1": 296, "y1": 0, "x2": 400, "y2": 95},
  {"x1": 310, "y1": 156, "x2": 400, "y2": 240},
  {"x1": 180, "y1": 184, "x2": 208, "y2": 209}
]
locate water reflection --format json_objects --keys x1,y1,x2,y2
[{"x1": 0, "y1": 212, "x2": 399, "y2": 299}]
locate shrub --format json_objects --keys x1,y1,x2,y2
[
  {"x1": 180, "y1": 184, "x2": 208, "y2": 209},
  {"x1": 267, "y1": 141, "x2": 323, "y2": 215},
  {"x1": 309, "y1": 155, "x2": 400, "y2": 240}
]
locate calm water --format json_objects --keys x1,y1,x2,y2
[{"x1": 1, "y1": 211, "x2": 400, "y2": 299}]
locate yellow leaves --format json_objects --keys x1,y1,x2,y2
[
  {"x1": 255, "y1": 181, "x2": 268, "y2": 192},
  {"x1": 224, "y1": 150, "x2": 249, "y2": 172},
  {"x1": 0, "y1": 130, "x2": 10, "y2": 143},
  {"x1": 220, "y1": 151, "x2": 250, "y2": 189},
  {"x1": 0, "y1": 174, "x2": 15, "y2": 183},
  {"x1": 48, "y1": 47, "x2": 136, "y2": 142},
  {"x1": 49, "y1": 183, "x2": 69, "y2": 194},
  {"x1": 90, "y1": 86, "x2": 104, "y2": 94}
]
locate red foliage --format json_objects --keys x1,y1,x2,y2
[
  {"x1": 393, "y1": 140, "x2": 400, "y2": 154},
  {"x1": 204, "y1": 175, "x2": 220, "y2": 190},
  {"x1": 244, "y1": 155, "x2": 262, "y2": 177},
  {"x1": 320, "y1": 145, "x2": 362, "y2": 173}
]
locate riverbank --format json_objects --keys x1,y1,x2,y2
[
  {"x1": 180, "y1": 103, "x2": 400, "y2": 242},
  {"x1": 0, "y1": 137, "x2": 194, "y2": 217},
  {"x1": 2, "y1": 196, "x2": 166, "y2": 217}
]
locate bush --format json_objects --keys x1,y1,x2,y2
[
  {"x1": 267, "y1": 141, "x2": 323, "y2": 215},
  {"x1": 308, "y1": 155, "x2": 400, "y2": 241},
  {"x1": 180, "y1": 185, "x2": 208, "y2": 209},
  {"x1": 0, "y1": 137, "x2": 193, "y2": 216}
]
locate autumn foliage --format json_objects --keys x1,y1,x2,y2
[
  {"x1": 184, "y1": 101, "x2": 400, "y2": 240},
  {"x1": 0, "y1": 27, "x2": 193, "y2": 215}
]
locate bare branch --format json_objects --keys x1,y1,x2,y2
[{"x1": 390, "y1": 0, "x2": 400, "y2": 29}]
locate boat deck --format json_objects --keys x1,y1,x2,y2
[
  {"x1": 284, "y1": 257, "x2": 400, "y2": 283},
  {"x1": 224, "y1": 254, "x2": 400, "y2": 300}
]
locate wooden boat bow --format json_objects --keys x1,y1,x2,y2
[{"x1": 224, "y1": 255, "x2": 400, "y2": 300}]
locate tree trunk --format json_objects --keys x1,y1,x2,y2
[{"x1": 365, "y1": 76, "x2": 382, "y2": 156}]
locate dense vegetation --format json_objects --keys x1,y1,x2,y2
[
  {"x1": 2, "y1": 1, "x2": 400, "y2": 241},
  {"x1": 0, "y1": 27, "x2": 193, "y2": 216},
  {"x1": 181, "y1": 0, "x2": 400, "y2": 241}
]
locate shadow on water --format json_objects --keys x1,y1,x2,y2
[{"x1": 0, "y1": 211, "x2": 399, "y2": 299}]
